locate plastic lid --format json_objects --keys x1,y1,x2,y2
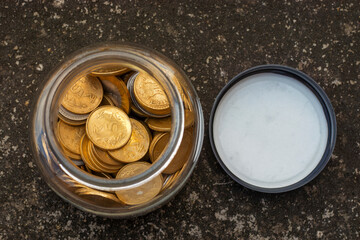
[{"x1": 209, "y1": 65, "x2": 336, "y2": 193}]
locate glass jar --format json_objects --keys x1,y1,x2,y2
[{"x1": 30, "y1": 43, "x2": 204, "y2": 218}]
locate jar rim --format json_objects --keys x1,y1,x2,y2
[
  {"x1": 208, "y1": 64, "x2": 337, "y2": 193},
  {"x1": 43, "y1": 43, "x2": 185, "y2": 191}
]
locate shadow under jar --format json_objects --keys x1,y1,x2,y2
[{"x1": 30, "y1": 43, "x2": 204, "y2": 218}]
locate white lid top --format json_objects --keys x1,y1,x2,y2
[{"x1": 212, "y1": 72, "x2": 328, "y2": 189}]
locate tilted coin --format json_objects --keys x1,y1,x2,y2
[
  {"x1": 161, "y1": 174, "x2": 172, "y2": 191},
  {"x1": 183, "y1": 94, "x2": 193, "y2": 111},
  {"x1": 87, "y1": 140, "x2": 121, "y2": 173},
  {"x1": 99, "y1": 75, "x2": 131, "y2": 114},
  {"x1": 148, "y1": 132, "x2": 168, "y2": 171},
  {"x1": 145, "y1": 117, "x2": 171, "y2": 132},
  {"x1": 108, "y1": 119, "x2": 151, "y2": 163},
  {"x1": 58, "y1": 116, "x2": 87, "y2": 126},
  {"x1": 115, "y1": 161, "x2": 163, "y2": 205},
  {"x1": 86, "y1": 106, "x2": 132, "y2": 150},
  {"x1": 59, "y1": 105, "x2": 89, "y2": 121},
  {"x1": 91, "y1": 144, "x2": 123, "y2": 166},
  {"x1": 75, "y1": 187, "x2": 122, "y2": 204},
  {"x1": 133, "y1": 72, "x2": 170, "y2": 116},
  {"x1": 150, "y1": 129, "x2": 193, "y2": 174},
  {"x1": 183, "y1": 109, "x2": 195, "y2": 128},
  {"x1": 145, "y1": 109, "x2": 194, "y2": 132},
  {"x1": 80, "y1": 134, "x2": 102, "y2": 172},
  {"x1": 90, "y1": 65, "x2": 130, "y2": 77},
  {"x1": 81, "y1": 134, "x2": 120, "y2": 173},
  {"x1": 140, "y1": 120, "x2": 154, "y2": 144},
  {"x1": 161, "y1": 170, "x2": 180, "y2": 191},
  {"x1": 88, "y1": 141, "x2": 123, "y2": 173},
  {"x1": 84, "y1": 165, "x2": 93, "y2": 174},
  {"x1": 100, "y1": 94, "x2": 115, "y2": 106},
  {"x1": 169, "y1": 169, "x2": 181, "y2": 186},
  {"x1": 57, "y1": 120, "x2": 86, "y2": 155},
  {"x1": 62, "y1": 75, "x2": 103, "y2": 114},
  {"x1": 59, "y1": 142, "x2": 81, "y2": 160},
  {"x1": 58, "y1": 113, "x2": 86, "y2": 126}
]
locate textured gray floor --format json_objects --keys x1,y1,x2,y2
[{"x1": 0, "y1": 0, "x2": 359, "y2": 239}]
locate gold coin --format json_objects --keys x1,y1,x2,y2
[
  {"x1": 91, "y1": 144, "x2": 123, "y2": 166},
  {"x1": 75, "y1": 187, "x2": 122, "y2": 204},
  {"x1": 108, "y1": 119, "x2": 151, "y2": 163},
  {"x1": 81, "y1": 134, "x2": 119, "y2": 173},
  {"x1": 149, "y1": 132, "x2": 168, "y2": 164},
  {"x1": 115, "y1": 162, "x2": 163, "y2": 205},
  {"x1": 100, "y1": 94, "x2": 115, "y2": 106},
  {"x1": 80, "y1": 134, "x2": 102, "y2": 172},
  {"x1": 133, "y1": 72, "x2": 170, "y2": 115},
  {"x1": 161, "y1": 170, "x2": 180, "y2": 191},
  {"x1": 58, "y1": 113, "x2": 86, "y2": 126},
  {"x1": 56, "y1": 132, "x2": 81, "y2": 160},
  {"x1": 183, "y1": 94, "x2": 193, "y2": 111},
  {"x1": 60, "y1": 144, "x2": 81, "y2": 160},
  {"x1": 99, "y1": 75, "x2": 131, "y2": 114},
  {"x1": 59, "y1": 105, "x2": 89, "y2": 121},
  {"x1": 84, "y1": 165, "x2": 93, "y2": 174},
  {"x1": 145, "y1": 109, "x2": 194, "y2": 132},
  {"x1": 150, "y1": 129, "x2": 193, "y2": 174},
  {"x1": 87, "y1": 141, "x2": 122, "y2": 173},
  {"x1": 161, "y1": 174, "x2": 172, "y2": 190},
  {"x1": 148, "y1": 132, "x2": 164, "y2": 158},
  {"x1": 61, "y1": 75, "x2": 103, "y2": 114},
  {"x1": 58, "y1": 115, "x2": 87, "y2": 126},
  {"x1": 86, "y1": 106, "x2": 132, "y2": 150},
  {"x1": 145, "y1": 117, "x2": 171, "y2": 132},
  {"x1": 90, "y1": 65, "x2": 130, "y2": 77},
  {"x1": 140, "y1": 120, "x2": 154, "y2": 144},
  {"x1": 57, "y1": 120, "x2": 86, "y2": 155}
]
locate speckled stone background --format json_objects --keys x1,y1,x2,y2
[{"x1": 0, "y1": 0, "x2": 359, "y2": 239}]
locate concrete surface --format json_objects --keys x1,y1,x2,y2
[{"x1": 0, "y1": 0, "x2": 359, "y2": 239}]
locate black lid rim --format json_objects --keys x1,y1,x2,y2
[{"x1": 209, "y1": 64, "x2": 337, "y2": 193}]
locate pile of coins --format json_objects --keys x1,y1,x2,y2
[{"x1": 56, "y1": 65, "x2": 194, "y2": 205}]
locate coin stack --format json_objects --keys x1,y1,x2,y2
[{"x1": 56, "y1": 65, "x2": 194, "y2": 205}]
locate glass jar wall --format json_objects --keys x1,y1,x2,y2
[{"x1": 30, "y1": 43, "x2": 204, "y2": 218}]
